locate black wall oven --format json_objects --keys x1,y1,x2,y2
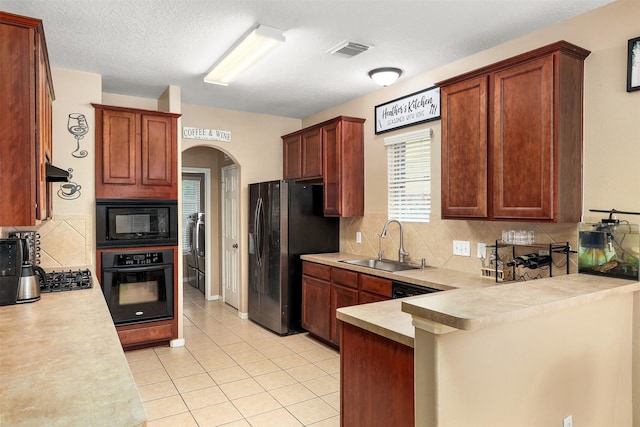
[
  {"x1": 96, "y1": 199, "x2": 178, "y2": 248},
  {"x1": 101, "y1": 249, "x2": 174, "y2": 325}
]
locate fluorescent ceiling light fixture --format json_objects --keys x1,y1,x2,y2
[
  {"x1": 204, "y1": 25, "x2": 285, "y2": 86},
  {"x1": 368, "y1": 67, "x2": 403, "y2": 87}
]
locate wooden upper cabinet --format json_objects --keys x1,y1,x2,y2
[
  {"x1": 102, "y1": 109, "x2": 137, "y2": 185},
  {"x1": 282, "y1": 116, "x2": 365, "y2": 217},
  {"x1": 0, "y1": 12, "x2": 54, "y2": 226},
  {"x1": 141, "y1": 114, "x2": 174, "y2": 187},
  {"x1": 93, "y1": 104, "x2": 181, "y2": 199},
  {"x1": 493, "y1": 55, "x2": 554, "y2": 220},
  {"x1": 302, "y1": 127, "x2": 323, "y2": 179},
  {"x1": 438, "y1": 41, "x2": 590, "y2": 222},
  {"x1": 441, "y1": 75, "x2": 488, "y2": 218},
  {"x1": 283, "y1": 134, "x2": 302, "y2": 180}
]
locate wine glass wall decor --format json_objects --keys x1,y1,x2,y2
[{"x1": 67, "y1": 113, "x2": 89, "y2": 158}]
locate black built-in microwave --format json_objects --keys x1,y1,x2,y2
[{"x1": 96, "y1": 199, "x2": 178, "y2": 248}]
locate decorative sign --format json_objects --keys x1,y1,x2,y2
[
  {"x1": 183, "y1": 126, "x2": 232, "y2": 142},
  {"x1": 374, "y1": 86, "x2": 440, "y2": 134}
]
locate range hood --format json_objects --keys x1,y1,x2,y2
[{"x1": 46, "y1": 163, "x2": 70, "y2": 182}]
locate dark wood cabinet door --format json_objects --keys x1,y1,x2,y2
[
  {"x1": 301, "y1": 275, "x2": 331, "y2": 340},
  {"x1": 492, "y1": 55, "x2": 553, "y2": 220},
  {"x1": 341, "y1": 323, "x2": 414, "y2": 427},
  {"x1": 358, "y1": 291, "x2": 387, "y2": 304},
  {"x1": 101, "y1": 109, "x2": 137, "y2": 186},
  {"x1": 330, "y1": 283, "x2": 358, "y2": 346},
  {"x1": 441, "y1": 75, "x2": 489, "y2": 218},
  {"x1": 359, "y1": 274, "x2": 392, "y2": 299},
  {"x1": 302, "y1": 127, "x2": 323, "y2": 179},
  {"x1": 94, "y1": 104, "x2": 180, "y2": 199},
  {"x1": 141, "y1": 113, "x2": 174, "y2": 188},
  {"x1": 0, "y1": 14, "x2": 53, "y2": 226},
  {"x1": 322, "y1": 120, "x2": 341, "y2": 216},
  {"x1": 283, "y1": 134, "x2": 302, "y2": 180}
]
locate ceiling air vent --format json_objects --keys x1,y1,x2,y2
[{"x1": 326, "y1": 40, "x2": 371, "y2": 58}]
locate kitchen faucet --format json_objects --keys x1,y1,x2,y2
[{"x1": 380, "y1": 219, "x2": 409, "y2": 263}]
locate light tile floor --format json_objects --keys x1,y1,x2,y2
[{"x1": 126, "y1": 285, "x2": 340, "y2": 427}]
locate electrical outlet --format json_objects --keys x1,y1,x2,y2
[
  {"x1": 477, "y1": 243, "x2": 487, "y2": 258},
  {"x1": 355, "y1": 232, "x2": 362, "y2": 244},
  {"x1": 539, "y1": 249, "x2": 550, "y2": 256},
  {"x1": 563, "y1": 415, "x2": 573, "y2": 427},
  {"x1": 453, "y1": 240, "x2": 471, "y2": 256}
]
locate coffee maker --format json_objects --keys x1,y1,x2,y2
[{"x1": 0, "y1": 237, "x2": 43, "y2": 305}]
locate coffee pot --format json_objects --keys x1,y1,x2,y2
[{"x1": 16, "y1": 239, "x2": 44, "y2": 304}]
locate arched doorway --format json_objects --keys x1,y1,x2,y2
[{"x1": 181, "y1": 146, "x2": 239, "y2": 309}]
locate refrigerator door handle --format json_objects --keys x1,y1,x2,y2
[{"x1": 255, "y1": 197, "x2": 264, "y2": 267}]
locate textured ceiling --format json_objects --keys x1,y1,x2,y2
[{"x1": 1, "y1": 0, "x2": 614, "y2": 119}]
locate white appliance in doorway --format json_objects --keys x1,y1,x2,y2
[{"x1": 187, "y1": 212, "x2": 206, "y2": 294}]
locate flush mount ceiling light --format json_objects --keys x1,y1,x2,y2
[
  {"x1": 204, "y1": 25, "x2": 285, "y2": 86},
  {"x1": 368, "y1": 67, "x2": 403, "y2": 87}
]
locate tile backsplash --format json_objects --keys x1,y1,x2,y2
[
  {"x1": 339, "y1": 213, "x2": 581, "y2": 275},
  {"x1": 0, "y1": 214, "x2": 94, "y2": 268}
]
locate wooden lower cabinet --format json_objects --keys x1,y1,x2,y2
[
  {"x1": 302, "y1": 261, "x2": 392, "y2": 347},
  {"x1": 358, "y1": 291, "x2": 387, "y2": 304},
  {"x1": 341, "y1": 322, "x2": 414, "y2": 427},
  {"x1": 117, "y1": 321, "x2": 175, "y2": 350},
  {"x1": 359, "y1": 274, "x2": 392, "y2": 299},
  {"x1": 302, "y1": 275, "x2": 331, "y2": 339},
  {"x1": 330, "y1": 284, "x2": 358, "y2": 346}
]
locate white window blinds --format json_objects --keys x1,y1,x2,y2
[
  {"x1": 385, "y1": 128, "x2": 432, "y2": 223},
  {"x1": 181, "y1": 175, "x2": 202, "y2": 254}
]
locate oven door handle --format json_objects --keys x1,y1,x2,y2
[{"x1": 103, "y1": 264, "x2": 173, "y2": 274}]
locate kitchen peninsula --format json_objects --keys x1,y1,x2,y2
[
  {"x1": 0, "y1": 280, "x2": 146, "y2": 426},
  {"x1": 304, "y1": 253, "x2": 640, "y2": 427}
]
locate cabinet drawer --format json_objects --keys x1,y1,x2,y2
[
  {"x1": 360, "y1": 274, "x2": 392, "y2": 298},
  {"x1": 332, "y1": 267, "x2": 358, "y2": 289},
  {"x1": 303, "y1": 262, "x2": 331, "y2": 281}
]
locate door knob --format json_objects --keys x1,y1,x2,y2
[{"x1": 232, "y1": 243, "x2": 239, "y2": 248}]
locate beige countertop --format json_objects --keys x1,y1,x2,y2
[
  {"x1": 304, "y1": 252, "x2": 497, "y2": 348},
  {"x1": 0, "y1": 275, "x2": 146, "y2": 427},
  {"x1": 307, "y1": 252, "x2": 640, "y2": 347},
  {"x1": 402, "y1": 272, "x2": 640, "y2": 331},
  {"x1": 301, "y1": 252, "x2": 497, "y2": 291}
]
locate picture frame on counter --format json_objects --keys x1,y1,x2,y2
[
  {"x1": 627, "y1": 36, "x2": 640, "y2": 92},
  {"x1": 374, "y1": 86, "x2": 440, "y2": 134}
]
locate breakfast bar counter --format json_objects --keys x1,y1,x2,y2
[
  {"x1": 309, "y1": 253, "x2": 640, "y2": 426},
  {"x1": 0, "y1": 279, "x2": 146, "y2": 426}
]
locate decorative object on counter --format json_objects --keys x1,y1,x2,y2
[
  {"x1": 578, "y1": 209, "x2": 640, "y2": 280},
  {"x1": 487, "y1": 241, "x2": 570, "y2": 283},
  {"x1": 480, "y1": 244, "x2": 512, "y2": 282},
  {"x1": 627, "y1": 36, "x2": 640, "y2": 92},
  {"x1": 374, "y1": 86, "x2": 440, "y2": 134},
  {"x1": 368, "y1": 67, "x2": 402, "y2": 87},
  {"x1": 39, "y1": 269, "x2": 93, "y2": 293},
  {"x1": 67, "y1": 113, "x2": 89, "y2": 158}
]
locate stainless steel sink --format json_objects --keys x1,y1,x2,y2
[{"x1": 340, "y1": 258, "x2": 421, "y2": 272}]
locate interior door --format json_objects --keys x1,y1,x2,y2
[{"x1": 221, "y1": 165, "x2": 239, "y2": 309}]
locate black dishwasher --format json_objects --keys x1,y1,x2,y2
[{"x1": 391, "y1": 281, "x2": 441, "y2": 298}]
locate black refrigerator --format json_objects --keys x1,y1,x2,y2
[{"x1": 248, "y1": 180, "x2": 339, "y2": 335}]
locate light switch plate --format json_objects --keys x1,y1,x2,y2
[
  {"x1": 355, "y1": 231, "x2": 362, "y2": 244},
  {"x1": 453, "y1": 240, "x2": 471, "y2": 256}
]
